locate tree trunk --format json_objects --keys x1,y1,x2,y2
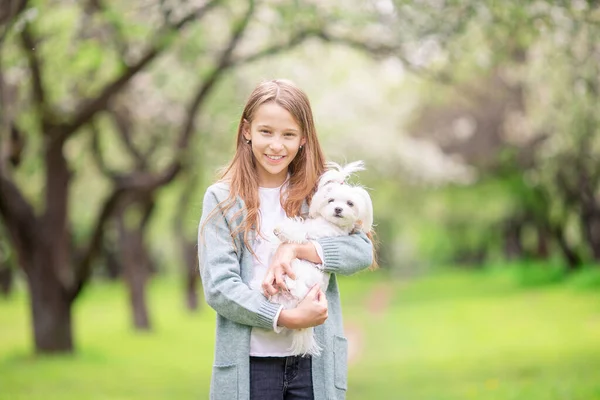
[
  {"x1": 186, "y1": 270, "x2": 198, "y2": 311},
  {"x1": 1, "y1": 154, "x2": 78, "y2": 353},
  {"x1": 101, "y1": 242, "x2": 122, "y2": 280},
  {"x1": 581, "y1": 208, "x2": 600, "y2": 261},
  {"x1": 503, "y1": 218, "x2": 523, "y2": 260},
  {"x1": 172, "y1": 171, "x2": 201, "y2": 311},
  {"x1": 117, "y1": 202, "x2": 152, "y2": 331},
  {"x1": 183, "y1": 240, "x2": 201, "y2": 311},
  {"x1": 19, "y1": 138, "x2": 75, "y2": 353},
  {"x1": 0, "y1": 263, "x2": 13, "y2": 297},
  {"x1": 535, "y1": 224, "x2": 550, "y2": 259},
  {"x1": 552, "y1": 225, "x2": 582, "y2": 271},
  {"x1": 27, "y1": 255, "x2": 74, "y2": 353}
]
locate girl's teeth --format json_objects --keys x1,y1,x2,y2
[{"x1": 267, "y1": 155, "x2": 284, "y2": 160}]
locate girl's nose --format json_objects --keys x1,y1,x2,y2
[{"x1": 269, "y1": 140, "x2": 284, "y2": 152}]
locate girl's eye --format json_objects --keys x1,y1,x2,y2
[
  {"x1": 347, "y1": 201, "x2": 354, "y2": 207},
  {"x1": 328, "y1": 199, "x2": 334, "y2": 203},
  {"x1": 285, "y1": 133, "x2": 296, "y2": 137},
  {"x1": 260, "y1": 130, "x2": 271, "y2": 135}
]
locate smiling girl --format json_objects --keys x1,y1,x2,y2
[{"x1": 198, "y1": 79, "x2": 373, "y2": 400}]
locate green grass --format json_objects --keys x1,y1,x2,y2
[{"x1": 1, "y1": 270, "x2": 600, "y2": 399}]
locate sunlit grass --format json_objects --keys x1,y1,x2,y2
[
  {"x1": 1, "y1": 269, "x2": 599, "y2": 399},
  {"x1": 344, "y1": 270, "x2": 600, "y2": 400},
  {"x1": 0, "y1": 279, "x2": 215, "y2": 400}
]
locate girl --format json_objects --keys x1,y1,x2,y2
[{"x1": 198, "y1": 79, "x2": 373, "y2": 400}]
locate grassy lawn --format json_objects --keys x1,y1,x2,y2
[{"x1": 1, "y1": 269, "x2": 600, "y2": 399}]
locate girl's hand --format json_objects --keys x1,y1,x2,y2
[
  {"x1": 278, "y1": 284, "x2": 328, "y2": 329},
  {"x1": 262, "y1": 243, "x2": 297, "y2": 296}
]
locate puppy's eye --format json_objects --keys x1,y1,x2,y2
[
  {"x1": 328, "y1": 199, "x2": 334, "y2": 203},
  {"x1": 347, "y1": 201, "x2": 354, "y2": 207}
]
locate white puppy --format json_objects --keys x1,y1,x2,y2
[{"x1": 253, "y1": 161, "x2": 373, "y2": 356}]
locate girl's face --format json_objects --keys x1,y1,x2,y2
[{"x1": 243, "y1": 102, "x2": 306, "y2": 188}]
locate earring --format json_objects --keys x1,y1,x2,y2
[
  {"x1": 299, "y1": 145, "x2": 303, "y2": 149},
  {"x1": 245, "y1": 139, "x2": 251, "y2": 144}
]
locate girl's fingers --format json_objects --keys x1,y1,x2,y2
[
  {"x1": 275, "y1": 271, "x2": 286, "y2": 292},
  {"x1": 262, "y1": 272, "x2": 278, "y2": 296},
  {"x1": 261, "y1": 273, "x2": 271, "y2": 290},
  {"x1": 268, "y1": 284, "x2": 279, "y2": 296},
  {"x1": 317, "y1": 289, "x2": 327, "y2": 305},
  {"x1": 306, "y1": 284, "x2": 320, "y2": 300},
  {"x1": 284, "y1": 263, "x2": 296, "y2": 280}
]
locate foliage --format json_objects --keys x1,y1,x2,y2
[
  {"x1": 344, "y1": 0, "x2": 600, "y2": 268},
  {"x1": 568, "y1": 265, "x2": 600, "y2": 290},
  {"x1": 2, "y1": 0, "x2": 377, "y2": 352},
  {"x1": 486, "y1": 260, "x2": 569, "y2": 287}
]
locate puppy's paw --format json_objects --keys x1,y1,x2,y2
[
  {"x1": 273, "y1": 226, "x2": 284, "y2": 239},
  {"x1": 274, "y1": 228, "x2": 305, "y2": 243},
  {"x1": 274, "y1": 218, "x2": 307, "y2": 243}
]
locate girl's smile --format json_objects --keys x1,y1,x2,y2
[{"x1": 264, "y1": 154, "x2": 286, "y2": 165}]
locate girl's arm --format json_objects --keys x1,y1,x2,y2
[
  {"x1": 263, "y1": 232, "x2": 373, "y2": 296},
  {"x1": 316, "y1": 232, "x2": 373, "y2": 275},
  {"x1": 278, "y1": 233, "x2": 373, "y2": 276},
  {"x1": 198, "y1": 188, "x2": 281, "y2": 330}
]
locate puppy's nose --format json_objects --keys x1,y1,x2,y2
[{"x1": 334, "y1": 207, "x2": 343, "y2": 214}]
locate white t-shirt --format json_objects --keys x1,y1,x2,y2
[{"x1": 249, "y1": 185, "x2": 323, "y2": 357}]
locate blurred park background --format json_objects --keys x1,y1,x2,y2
[{"x1": 1, "y1": 0, "x2": 600, "y2": 399}]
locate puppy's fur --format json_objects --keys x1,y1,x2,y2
[{"x1": 251, "y1": 161, "x2": 373, "y2": 356}]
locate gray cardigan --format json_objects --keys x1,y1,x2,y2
[{"x1": 198, "y1": 182, "x2": 373, "y2": 400}]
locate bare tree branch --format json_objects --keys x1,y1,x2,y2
[
  {"x1": 230, "y1": 29, "x2": 313, "y2": 67},
  {"x1": 139, "y1": 197, "x2": 155, "y2": 230},
  {"x1": 0, "y1": 0, "x2": 28, "y2": 45},
  {"x1": 55, "y1": 48, "x2": 158, "y2": 141},
  {"x1": 109, "y1": 104, "x2": 169, "y2": 173},
  {"x1": 175, "y1": 0, "x2": 256, "y2": 151},
  {"x1": 55, "y1": 0, "x2": 223, "y2": 141},
  {"x1": 85, "y1": 1, "x2": 315, "y2": 199},
  {"x1": 142, "y1": 134, "x2": 162, "y2": 162},
  {"x1": 0, "y1": 51, "x2": 9, "y2": 170},
  {"x1": 169, "y1": 0, "x2": 222, "y2": 32},
  {"x1": 316, "y1": 30, "x2": 454, "y2": 83},
  {"x1": 85, "y1": 0, "x2": 129, "y2": 58},
  {"x1": 89, "y1": 120, "x2": 118, "y2": 178},
  {"x1": 173, "y1": 168, "x2": 199, "y2": 236},
  {"x1": 0, "y1": 1, "x2": 39, "y2": 283},
  {"x1": 139, "y1": 0, "x2": 258, "y2": 189},
  {"x1": 70, "y1": 186, "x2": 124, "y2": 300},
  {"x1": 108, "y1": 107, "x2": 146, "y2": 168},
  {"x1": 0, "y1": 172, "x2": 36, "y2": 274},
  {"x1": 20, "y1": 23, "x2": 52, "y2": 128}
]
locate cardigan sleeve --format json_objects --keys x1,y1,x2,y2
[
  {"x1": 198, "y1": 187, "x2": 281, "y2": 330},
  {"x1": 316, "y1": 231, "x2": 373, "y2": 275}
]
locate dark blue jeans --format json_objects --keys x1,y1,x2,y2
[{"x1": 250, "y1": 356, "x2": 314, "y2": 400}]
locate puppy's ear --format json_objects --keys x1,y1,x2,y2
[
  {"x1": 317, "y1": 169, "x2": 344, "y2": 189},
  {"x1": 319, "y1": 160, "x2": 366, "y2": 188},
  {"x1": 309, "y1": 185, "x2": 329, "y2": 218},
  {"x1": 353, "y1": 186, "x2": 373, "y2": 233}
]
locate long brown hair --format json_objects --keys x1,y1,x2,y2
[{"x1": 209, "y1": 79, "x2": 326, "y2": 251}]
